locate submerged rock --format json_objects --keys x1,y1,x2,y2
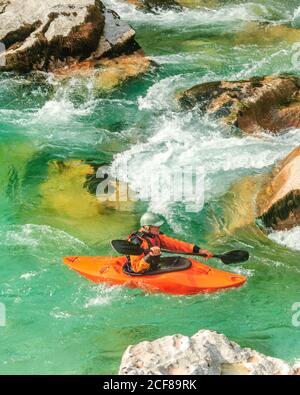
[
  {"x1": 119, "y1": 329, "x2": 295, "y2": 375},
  {"x1": 125, "y1": 0, "x2": 183, "y2": 12},
  {"x1": 0, "y1": 0, "x2": 150, "y2": 85},
  {"x1": 234, "y1": 22, "x2": 300, "y2": 46},
  {"x1": 41, "y1": 159, "x2": 136, "y2": 215},
  {"x1": 177, "y1": 0, "x2": 218, "y2": 7},
  {"x1": 178, "y1": 76, "x2": 300, "y2": 134},
  {"x1": 125, "y1": 0, "x2": 221, "y2": 10},
  {"x1": 54, "y1": 50, "x2": 150, "y2": 90},
  {"x1": 37, "y1": 159, "x2": 137, "y2": 244},
  {"x1": 220, "y1": 175, "x2": 264, "y2": 234},
  {"x1": 257, "y1": 146, "x2": 300, "y2": 231}
]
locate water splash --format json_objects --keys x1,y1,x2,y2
[
  {"x1": 291, "y1": 6, "x2": 300, "y2": 27},
  {"x1": 0, "y1": 224, "x2": 88, "y2": 255},
  {"x1": 84, "y1": 284, "x2": 123, "y2": 308},
  {"x1": 269, "y1": 227, "x2": 300, "y2": 252},
  {"x1": 20, "y1": 272, "x2": 39, "y2": 280},
  {"x1": 111, "y1": 100, "x2": 300, "y2": 226}
]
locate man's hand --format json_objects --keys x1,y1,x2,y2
[
  {"x1": 199, "y1": 249, "x2": 213, "y2": 259},
  {"x1": 150, "y1": 246, "x2": 161, "y2": 256}
]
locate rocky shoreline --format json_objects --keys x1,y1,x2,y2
[{"x1": 119, "y1": 329, "x2": 300, "y2": 375}]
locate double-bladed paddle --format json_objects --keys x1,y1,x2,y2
[{"x1": 111, "y1": 240, "x2": 249, "y2": 265}]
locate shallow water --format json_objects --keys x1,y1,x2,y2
[{"x1": 0, "y1": 0, "x2": 300, "y2": 374}]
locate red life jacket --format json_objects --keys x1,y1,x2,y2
[{"x1": 128, "y1": 230, "x2": 161, "y2": 249}]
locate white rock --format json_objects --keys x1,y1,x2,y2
[{"x1": 119, "y1": 329, "x2": 295, "y2": 375}]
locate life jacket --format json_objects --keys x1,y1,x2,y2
[
  {"x1": 128, "y1": 230, "x2": 161, "y2": 249},
  {"x1": 126, "y1": 230, "x2": 197, "y2": 273},
  {"x1": 126, "y1": 231, "x2": 162, "y2": 271}
]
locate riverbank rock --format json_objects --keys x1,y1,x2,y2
[
  {"x1": 257, "y1": 146, "x2": 300, "y2": 231},
  {"x1": 0, "y1": 0, "x2": 150, "y2": 84},
  {"x1": 178, "y1": 76, "x2": 300, "y2": 134},
  {"x1": 119, "y1": 329, "x2": 295, "y2": 375}
]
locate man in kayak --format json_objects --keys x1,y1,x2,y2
[{"x1": 127, "y1": 212, "x2": 213, "y2": 273}]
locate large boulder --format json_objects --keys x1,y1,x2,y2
[
  {"x1": 119, "y1": 329, "x2": 295, "y2": 375},
  {"x1": 0, "y1": 0, "x2": 147, "y2": 75},
  {"x1": 257, "y1": 146, "x2": 300, "y2": 231},
  {"x1": 178, "y1": 76, "x2": 300, "y2": 134}
]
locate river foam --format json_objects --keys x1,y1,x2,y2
[
  {"x1": 103, "y1": 0, "x2": 286, "y2": 27},
  {"x1": 0, "y1": 224, "x2": 88, "y2": 255},
  {"x1": 291, "y1": 6, "x2": 300, "y2": 27},
  {"x1": 84, "y1": 284, "x2": 123, "y2": 308},
  {"x1": 269, "y1": 227, "x2": 300, "y2": 252},
  {"x1": 111, "y1": 94, "x2": 300, "y2": 228}
]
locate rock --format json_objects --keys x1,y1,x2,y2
[
  {"x1": 177, "y1": 0, "x2": 218, "y2": 7},
  {"x1": 41, "y1": 159, "x2": 136, "y2": 215},
  {"x1": 234, "y1": 22, "x2": 300, "y2": 46},
  {"x1": 220, "y1": 175, "x2": 264, "y2": 234},
  {"x1": 92, "y1": 9, "x2": 139, "y2": 59},
  {"x1": 119, "y1": 329, "x2": 294, "y2": 375},
  {"x1": 125, "y1": 0, "x2": 183, "y2": 12},
  {"x1": 256, "y1": 146, "x2": 300, "y2": 231},
  {"x1": 293, "y1": 360, "x2": 300, "y2": 374},
  {"x1": 125, "y1": 0, "x2": 219, "y2": 10},
  {"x1": 94, "y1": 51, "x2": 150, "y2": 89},
  {"x1": 178, "y1": 76, "x2": 300, "y2": 134},
  {"x1": 37, "y1": 158, "x2": 137, "y2": 244},
  {"x1": 0, "y1": 0, "x2": 149, "y2": 81},
  {"x1": 0, "y1": 0, "x2": 104, "y2": 71},
  {"x1": 54, "y1": 49, "x2": 151, "y2": 90}
]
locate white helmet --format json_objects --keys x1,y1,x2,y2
[{"x1": 140, "y1": 212, "x2": 164, "y2": 227}]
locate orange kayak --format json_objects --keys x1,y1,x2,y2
[{"x1": 63, "y1": 255, "x2": 246, "y2": 295}]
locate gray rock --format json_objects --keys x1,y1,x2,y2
[
  {"x1": 0, "y1": 0, "x2": 140, "y2": 72},
  {"x1": 92, "y1": 9, "x2": 140, "y2": 59},
  {"x1": 119, "y1": 329, "x2": 295, "y2": 375}
]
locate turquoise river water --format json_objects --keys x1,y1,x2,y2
[{"x1": 0, "y1": 0, "x2": 300, "y2": 374}]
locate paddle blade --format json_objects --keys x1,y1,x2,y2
[
  {"x1": 111, "y1": 240, "x2": 144, "y2": 256},
  {"x1": 218, "y1": 250, "x2": 249, "y2": 264}
]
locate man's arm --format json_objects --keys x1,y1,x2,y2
[
  {"x1": 159, "y1": 233, "x2": 213, "y2": 258},
  {"x1": 159, "y1": 233, "x2": 197, "y2": 253}
]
